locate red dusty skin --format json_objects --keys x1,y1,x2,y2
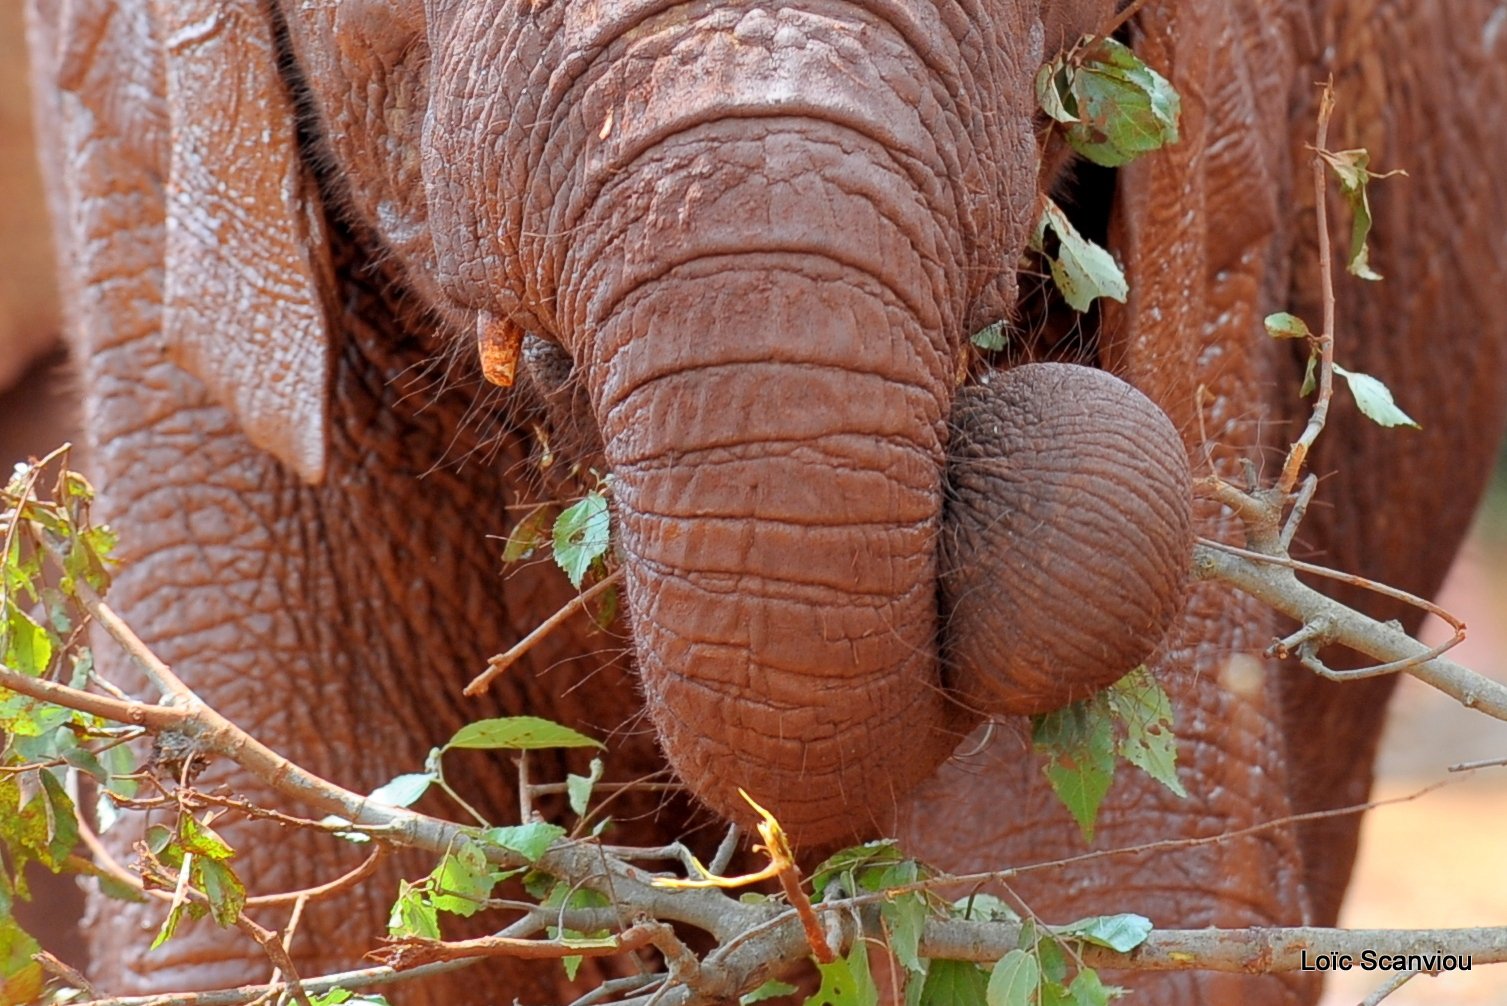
[
  {"x1": 940, "y1": 364, "x2": 1194, "y2": 715},
  {"x1": 569, "y1": 119, "x2": 975, "y2": 843},
  {"x1": 420, "y1": 3, "x2": 1041, "y2": 843},
  {"x1": 522, "y1": 5, "x2": 1034, "y2": 844}
]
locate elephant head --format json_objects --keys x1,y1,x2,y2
[{"x1": 121, "y1": 0, "x2": 1196, "y2": 846}]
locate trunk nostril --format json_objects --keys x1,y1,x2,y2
[{"x1": 940, "y1": 362, "x2": 1193, "y2": 716}]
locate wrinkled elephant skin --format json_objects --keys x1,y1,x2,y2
[{"x1": 24, "y1": 0, "x2": 1507, "y2": 1003}]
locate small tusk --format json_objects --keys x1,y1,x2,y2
[{"x1": 477, "y1": 311, "x2": 525, "y2": 387}]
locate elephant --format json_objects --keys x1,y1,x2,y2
[{"x1": 22, "y1": 0, "x2": 1507, "y2": 1003}]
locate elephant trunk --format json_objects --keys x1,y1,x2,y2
[
  {"x1": 421, "y1": 3, "x2": 1124, "y2": 842},
  {"x1": 575, "y1": 132, "x2": 969, "y2": 844}
]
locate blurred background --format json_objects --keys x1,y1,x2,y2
[{"x1": 0, "y1": 5, "x2": 1501, "y2": 1002}]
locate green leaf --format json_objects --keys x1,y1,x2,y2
[
  {"x1": 918, "y1": 959, "x2": 990, "y2": 1006},
  {"x1": 1066, "y1": 968, "x2": 1123, "y2": 1006},
  {"x1": 388, "y1": 879, "x2": 441, "y2": 939},
  {"x1": 1051, "y1": 38, "x2": 1181, "y2": 167},
  {"x1": 36, "y1": 769, "x2": 80, "y2": 867},
  {"x1": 1263, "y1": 312, "x2": 1311, "y2": 340},
  {"x1": 1035, "y1": 200, "x2": 1128, "y2": 312},
  {"x1": 146, "y1": 822, "x2": 174, "y2": 858},
  {"x1": 63, "y1": 524, "x2": 118, "y2": 593},
  {"x1": 1036, "y1": 937, "x2": 1069, "y2": 984},
  {"x1": 953, "y1": 893, "x2": 1019, "y2": 923},
  {"x1": 61, "y1": 740, "x2": 108, "y2": 784},
  {"x1": 986, "y1": 949, "x2": 1039, "y2": 1006},
  {"x1": 1300, "y1": 352, "x2": 1319, "y2": 397},
  {"x1": 971, "y1": 322, "x2": 1008, "y2": 351},
  {"x1": 1320, "y1": 147, "x2": 1395, "y2": 281},
  {"x1": 430, "y1": 838, "x2": 494, "y2": 917},
  {"x1": 552, "y1": 491, "x2": 611, "y2": 589},
  {"x1": 742, "y1": 980, "x2": 801, "y2": 1004},
  {"x1": 308, "y1": 991, "x2": 391, "y2": 1006},
  {"x1": 368, "y1": 772, "x2": 435, "y2": 808},
  {"x1": 0, "y1": 916, "x2": 44, "y2": 1002},
  {"x1": 1040, "y1": 981, "x2": 1075, "y2": 1006},
  {"x1": 196, "y1": 857, "x2": 246, "y2": 927},
  {"x1": 804, "y1": 947, "x2": 879, "y2": 1006},
  {"x1": 1032, "y1": 701, "x2": 1116, "y2": 841},
  {"x1": 151, "y1": 897, "x2": 190, "y2": 950},
  {"x1": 3, "y1": 600, "x2": 54, "y2": 676},
  {"x1": 2, "y1": 531, "x2": 41, "y2": 603},
  {"x1": 480, "y1": 822, "x2": 566, "y2": 864},
  {"x1": 1035, "y1": 60, "x2": 1078, "y2": 124},
  {"x1": 445, "y1": 716, "x2": 603, "y2": 751},
  {"x1": 1105, "y1": 668, "x2": 1185, "y2": 798},
  {"x1": 179, "y1": 815, "x2": 234, "y2": 862},
  {"x1": 0, "y1": 774, "x2": 71, "y2": 873},
  {"x1": 810, "y1": 840, "x2": 903, "y2": 898},
  {"x1": 501, "y1": 505, "x2": 555, "y2": 563},
  {"x1": 567, "y1": 757, "x2": 604, "y2": 817},
  {"x1": 1333, "y1": 365, "x2": 1420, "y2": 429},
  {"x1": 1055, "y1": 913, "x2": 1153, "y2": 953},
  {"x1": 881, "y1": 890, "x2": 928, "y2": 976}
]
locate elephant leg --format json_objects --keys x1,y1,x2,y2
[{"x1": 1278, "y1": 0, "x2": 1507, "y2": 926}]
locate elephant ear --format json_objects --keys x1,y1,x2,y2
[{"x1": 151, "y1": 0, "x2": 334, "y2": 484}]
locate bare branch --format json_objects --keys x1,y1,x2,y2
[
  {"x1": 1193, "y1": 542, "x2": 1507, "y2": 720},
  {"x1": 0, "y1": 662, "x2": 189, "y2": 731}
]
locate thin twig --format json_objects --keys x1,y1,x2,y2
[
  {"x1": 1448, "y1": 756, "x2": 1507, "y2": 773},
  {"x1": 1360, "y1": 968, "x2": 1419, "y2": 1006},
  {"x1": 466, "y1": 569, "x2": 623, "y2": 696},
  {"x1": 35, "y1": 950, "x2": 98, "y2": 997},
  {"x1": 245, "y1": 849, "x2": 384, "y2": 908},
  {"x1": 234, "y1": 915, "x2": 313, "y2": 1006},
  {"x1": 567, "y1": 974, "x2": 667, "y2": 1006},
  {"x1": 1103, "y1": 0, "x2": 1155, "y2": 37},
  {"x1": 1278, "y1": 81, "x2": 1338, "y2": 493},
  {"x1": 68, "y1": 959, "x2": 479, "y2": 1006},
  {"x1": 373, "y1": 920, "x2": 671, "y2": 969}
]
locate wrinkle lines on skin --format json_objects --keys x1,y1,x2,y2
[
  {"x1": 605, "y1": 396, "x2": 941, "y2": 474},
  {"x1": 555, "y1": 109, "x2": 954, "y2": 266},
  {"x1": 526, "y1": 1, "x2": 978, "y2": 240},
  {"x1": 625, "y1": 547, "x2": 937, "y2": 606},
  {"x1": 576, "y1": 177, "x2": 950, "y2": 334}
]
